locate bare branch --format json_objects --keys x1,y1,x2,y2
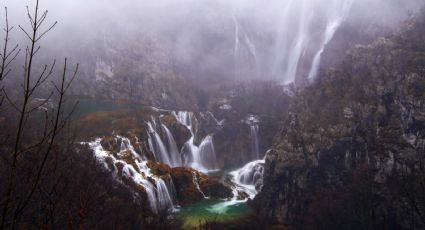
[
  {"x1": 2, "y1": 91, "x2": 20, "y2": 112},
  {"x1": 18, "y1": 25, "x2": 33, "y2": 41},
  {"x1": 35, "y1": 21, "x2": 57, "y2": 42},
  {"x1": 25, "y1": 6, "x2": 35, "y2": 29}
]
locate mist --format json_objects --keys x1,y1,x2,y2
[
  {"x1": 1, "y1": 1, "x2": 425, "y2": 228},
  {"x1": 1, "y1": 0, "x2": 423, "y2": 84}
]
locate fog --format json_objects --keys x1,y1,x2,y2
[{"x1": 1, "y1": 0, "x2": 423, "y2": 84}]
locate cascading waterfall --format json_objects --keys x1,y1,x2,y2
[
  {"x1": 230, "y1": 159, "x2": 265, "y2": 199},
  {"x1": 205, "y1": 158, "x2": 266, "y2": 214},
  {"x1": 173, "y1": 111, "x2": 218, "y2": 172},
  {"x1": 86, "y1": 110, "x2": 267, "y2": 215},
  {"x1": 86, "y1": 137, "x2": 175, "y2": 213},
  {"x1": 231, "y1": 160, "x2": 265, "y2": 188}
]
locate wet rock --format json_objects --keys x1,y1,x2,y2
[{"x1": 253, "y1": 12, "x2": 425, "y2": 227}]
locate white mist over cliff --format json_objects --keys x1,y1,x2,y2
[{"x1": 0, "y1": 0, "x2": 423, "y2": 84}]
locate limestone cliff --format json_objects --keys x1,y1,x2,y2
[{"x1": 253, "y1": 10, "x2": 425, "y2": 229}]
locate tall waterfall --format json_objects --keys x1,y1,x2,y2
[
  {"x1": 233, "y1": 14, "x2": 259, "y2": 79},
  {"x1": 147, "y1": 117, "x2": 184, "y2": 167},
  {"x1": 162, "y1": 124, "x2": 183, "y2": 167},
  {"x1": 147, "y1": 120, "x2": 172, "y2": 166},
  {"x1": 246, "y1": 115, "x2": 260, "y2": 160},
  {"x1": 308, "y1": 0, "x2": 353, "y2": 80},
  {"x1": 233, "y1": 15, "x2": 240, "y2": 79},
  {"x1": 173, "y1": 111, "x2": 218, "y2": 172},
  {"x1": 261, "y1": 0, "x2": 353, "y2": 83}
]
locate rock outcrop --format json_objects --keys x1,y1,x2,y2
[{"x1": 253, "y1": 10, "x2": 425, "y2": 229}]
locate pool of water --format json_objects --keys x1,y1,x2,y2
[
  {"x1": 176, "y1": 198, "x2": 253, "y2": 229},
  {"x1": 68, "y1": 99, "x2": 134, "y2": 119}
]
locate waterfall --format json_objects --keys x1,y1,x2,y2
[
  {"x1": 148, "y1": 121, "x2": 172, "y2": 165},
  {"x1": 246, "y1": 115, "x2": 260, "y2": 160},
  {"x1": 162, "y1": 124, "x2": 182, "y2": 167},
  {"x1": 233, "y1": 14, "x2": 258, "y2": 79},
  {"x1": 173, "y1": 111, "x2": 218, "y2": 172},
  {"x1": 205, "y1": 158, "x2": 266, "y2": 214},
  {"x1": 284, "y1": 0, "x2": 312, "y2": 84},
  {"x1": 267, "y1": 0, "x2": 353, "y2": 83},
  {"x1": 233, "y1": 15, "x2": 240, "y2": 79},
  {"x1": 173, "y1": 111, "x2": 194, "y2": 131},
  {"x1": 155, "y1": 179, "x2": 175, "y2": 211},
  {"x1": 271, "y1": 0, "x2": 294, "y2": 80},
  {"x1": 230, "y1": 159, "x2": 265, "y2": 199},
  {"x1": 194, "y1": 135, "x2": 217, "y2": 171},
  {"x1": 250, "y1": 125, "x2": 260, "y2": 160},
  {"x1": 231, "y1": 159, "x2": 264, "y2": 187},
  {"x1": 85, "y1": 137, "x2": 176, "y2": 213},
  {"x1": 147, "y1": 118, "x2": 186, "y2": 167},
  {"x1": 308, "y1": 0, "x2": 353, "y2": 80},
  {"x1": 192, "y1": 171, "x2": 208, "y2": 198}
]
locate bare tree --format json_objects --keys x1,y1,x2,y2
[
  {"x1": 0, "y1": 0, "x2": 78, "y2": 229},
  {"x1": 0, "y1": 7, "x2": 20, "y2": 107}
]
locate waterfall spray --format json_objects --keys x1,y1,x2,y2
[{"x1": 308, "y1": 0, "x2": 353, "y2": 80}]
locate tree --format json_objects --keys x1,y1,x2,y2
[
  {"x1": 0, "y1": 7, "x2": 20, "y2": 107},
  {"x1": 0, "y1": 1, "x2": 78, "y2": 229}
]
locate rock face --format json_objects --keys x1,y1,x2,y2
[
  {"x1": 169, "y1": 167, "x2": 233, "y2": 205},
  {"x1": 206, "y1": 82, "x2": 291, "y2": 169},
  {"x1": 147, "y1": 162, "x2": 233, "y2": 205},
  {"x1": 253, "y1": 11, "x2": 425, "y2": 229}
]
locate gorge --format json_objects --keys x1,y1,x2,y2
[{"x1": 0, "y1": 0, "x2": 424, "y2": 229}]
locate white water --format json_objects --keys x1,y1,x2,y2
[
  {"x1": 308, "y1": 0, "x2": 353, "y2": 80},
  {"x1": 205, "y1": 158, "x2": 266, "y2": 214},
  {"x1": 85, "y1": 137, "x2": 176, "y2": 213},
  {"x1": 233, "y1": 14, "x2": 258, "y2": 79},
  {"x1": 173, "y1": 111, "x2": 218, "y2": 172},
  {"x1": 194, "y1": 135, "x2": 217, "y2": 171},
  {"x1": 147, "y1": 121, "x2": 172, "y2": 165},
  {"x1": 246, "y1": 115, "x2": 260, "y2": 160},
  {"x1": 147, "y1": 117, "x2": 186, "y2": 167},
  {"x1": 231, "y1": 159, "x2": 265, "y2": 192},
  {"x1": 162, "y1": 124, "x2": 183, "y2": 167},
  {"x1": 156, "y1": 179, "x2": 175, "y2": 211},
  {"x1": 266, "y1": 0, "x2": 353, "y2": 83},
  {"x1": 284, "y1": 0, "x2": 312, "y2": 85},
  {"x1": 250, "y1": 125, "x2": 260, "y2": 160},
  {"x1": 84, "y1": 109, "x2": 270, "y2": 217},
  {"x1": 192, "y1": 171, "x2": 208, "y2": 198}
]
